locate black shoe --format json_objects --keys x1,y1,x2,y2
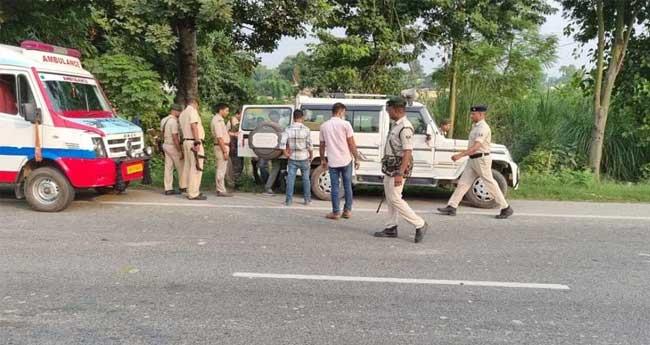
[
  {"x1": 164, "y1": 190, "x2": 176, "y2": 196},
  {"x1": 188, "y1": 194, "x2": 207, "y2": 201},
  {"x1": 496, "y1": 206, "x2": 514, "y2": 219},
  {"x1": 415, "y1": 222, "x2": 428, "y2": 243},
  {"x1": 179, "y1": 188, "x2": 188, "y2": 193},
  {"x1": 374, "y1": 226, "x2": 398, "y2": 238},
  {"x1": 437, "y1": 205, "x2": 457, "y2": 216}
]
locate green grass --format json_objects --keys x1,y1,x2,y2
[
  {"x1": 510, "y1": 173, "x2": 650, "y2": 203},
  {"x1": 139, "y1": 159, "x2": 650, "y2": 203}
]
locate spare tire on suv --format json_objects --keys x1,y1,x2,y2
[{"x1": 248, "y1": 121, "x2": 284, "y2": 160}]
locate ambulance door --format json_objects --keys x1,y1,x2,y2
[{"x1": 0, "y1": 70, "x2": 38, "y2": 183}]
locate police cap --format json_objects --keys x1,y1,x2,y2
[
  {"x1": 470, "y1": 105, "x2": 488, "y2": 112},
  {"x1": 386, "y1": 96, "x2": 407, "y2": 108},
  {"x1": 171, "y1": 103, "x2": 184, "y2": 112}
]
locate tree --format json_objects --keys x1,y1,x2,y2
[
  {"x1": 562, "y1": 0, "x2": 650, "y2": 179},
  {"x1": 430, "y1": 28, "x2": 557, "y2": 138},
  {"x1": 0, "y1": 0, "x2": 103, "y2": 56},
  {"x1": 420, "y1": 0, "x2": 554, "y2": 137},
  {"x1": 546, "y1": 65, "x2": 581, "y2": 86},
  {"x1": 252, "y1": 65, "x2": 296, "y2": 100},
  {"x1": 93, "y1": 0, "x2": 318, "y2": 102},
  {"x1": 85, "y1": 54, "x2": 166, "y2": 129},
  {"x1": 299, "y1": 0, "x2": 426, "y2": 94}
]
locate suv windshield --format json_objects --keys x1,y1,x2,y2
[{"x1": 40, "y1": 73, "x2": 112, "y2": 118}]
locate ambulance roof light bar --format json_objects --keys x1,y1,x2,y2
[{"x1": 20, "y1": 40, "x2": 82, "y2": 58}]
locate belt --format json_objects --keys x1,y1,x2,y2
[
  {"x1": 469, "y1": 153, "x2": 490, "y2": 159},
  {"x1": 183, "y1": 138, "x2": 204, "y2": 143}
]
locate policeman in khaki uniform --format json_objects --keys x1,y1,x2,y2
[
  {"x1": 161, "y1": 103, "x2": 186, "y2": 195},
  {"x1": 374, "y1": 97, "x2": 429, "y2": 243},
  {"x1": 438, "y1": 105, "x2": 514, "y2": 219},
  {"x1": 226, "y1": 109, "x2": 244, "y2": 185},
  {"x1": 210, "y1": 103, "x2": 233, "y2": 197},
  {"x1": 179, "y1": 98, "x2": 207, "y2": 200}
]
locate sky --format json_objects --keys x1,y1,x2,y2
[{"x1": 257, "y1": 3, "x2": 593, "y2": 78}]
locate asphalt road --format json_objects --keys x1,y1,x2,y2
[{"x1": 1, "y1": 189, "x2": 649, "y2": 345}]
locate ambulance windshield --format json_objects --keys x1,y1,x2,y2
[{"x1": 40, "y1": 73, "x2": 112, "y2": 118}]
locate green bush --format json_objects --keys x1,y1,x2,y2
[
  {"x1": 520, "y1": 144, "x2": 584, "y2": 174},
  {"x1": 640, "y1": 163, "x2": 650, "y2": 182},
  {"x1": 85, "y1": 53, "x2": 167, "y2": 130}
]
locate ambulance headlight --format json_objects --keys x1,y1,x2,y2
[
  {"x1": 144, "y1": 146, "x2": 153, "y2": 156},
  {"x1": 92, "y1": 138, "x2": 107, "y2": 158}
]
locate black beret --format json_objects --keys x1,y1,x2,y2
[
  {"x1": 386, "y1": 96, "x2": 406, "y2": 107},
  {"x1": 470, "y1": 105, "x2": 488, "y2": 112}
]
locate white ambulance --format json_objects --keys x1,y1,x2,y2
[
  {"x1": 238, "y1": 93, "x2": 519, "y2": 208},
  {"x1": 0, "y1": 41, "x2": 152, "y2": 212}
]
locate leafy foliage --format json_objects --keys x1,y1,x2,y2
[{"x1": 85, "y1": 54, "x2": 166, "y2": 129}]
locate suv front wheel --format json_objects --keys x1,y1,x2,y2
[{"x1": 463, "y1": 169, "x2": 508, "y2": 209}]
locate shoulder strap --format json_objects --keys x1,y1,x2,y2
[
  {"x1": 161, "y1": 117, "x2": 172, "y2": 141},
  {"x1": 387, "y1": 125, "x2": 413, "y2": 154}
]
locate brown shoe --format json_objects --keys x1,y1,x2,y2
[
  {"x1": 326, "y1": 212, "x2": 341, "y2": 220},
  {"x1": 342, "y1": 210, "x2": 352, "y2": 219}
]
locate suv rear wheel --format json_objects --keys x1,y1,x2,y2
[
  {"x1": 24, "y1": 167, "x2": 75, "y2": 212},
  {"x1": 463, "y1": 169, "x2": 508, "y2": 209}
]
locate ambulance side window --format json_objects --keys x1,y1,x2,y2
[
  {"x1": 0, "y1": 74, "x2": 18, "y2": 116},
  {"x1": 17, "y1": 75, "x2": 36, "y2": 119}
]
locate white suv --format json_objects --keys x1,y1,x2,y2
[{"x1": 238, "y1": 94, "x2": 519, "y2": 208}]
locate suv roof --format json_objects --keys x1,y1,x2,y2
[{"x1": 296, "y1": 94, "x2": 425, "y2": 108}]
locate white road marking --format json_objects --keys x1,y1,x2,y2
[
  {"x1": 82, "y1": 200, "x2": 650, "y2": 221},
  {"x1": 232, "y1": 272, "x2": 571, "y2": 290}
]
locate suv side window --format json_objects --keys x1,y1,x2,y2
[
  {"x1": 302, "y1": 108, "x2": 332, "y2": 131},
  {"x1": 406, "y1": 110, "x2": 427, "y2": 135},
  {"x1": 0, "y1": 74, "x2": 18, "y2": 116},
  {"x1": 351, "y1": 110, "x2": 380, "y2": 133}
]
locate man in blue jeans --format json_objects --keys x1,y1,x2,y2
[
  {"x1": 281, "y1": 110, "x2": 313, "y2": 206},
  {"x1": 319, "y1": 103, "x2": 361, "y2": 220}
]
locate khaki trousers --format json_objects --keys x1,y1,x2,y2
[
  {"x1": 448, "y1": 157, "x2": 508, "y2": 209},
  {"x1": 384, "y1": 175, "x2": 425, "y2": 229},
  {"x1": 163, "y1": 144, "x2": 185, "y2": 191},
  {"x1": 214, "y1": 146, "x2": 229, "y2": 194},
  {"x1": 182, "y1": 141, "x2": 204, "y2": 198}
]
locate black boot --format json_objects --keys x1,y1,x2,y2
[
  {"x1": 374, "y1": 226, "x2": 398, "y2": 238},
  {"x1": 437, "y1": 205, "x2": 457, "y2": 216},
  {"x1": 496, "y1": 206, "x2": 514, "y2": 219},
  {"x1": 415, "y1": 222, "x2": 428, "y2": 243}
]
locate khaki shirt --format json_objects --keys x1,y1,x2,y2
[
  {"x1": 227, "y1": 117, "x2": 240, "y2": 133},
  {"x1": 384, "y1": 116, "x2": 415, "y2": 157},
  {"x1": 468, "y1": 119, "x2": 491, "y2": 153},
  {"x1": 160, "y1": 115, "x2": 180, "y2": 145},
  {"x1": 179, "y1": 105, "x2": 205, "y2": 141},
  {"x1": 210, "y1": 114, "x2": 230, "y2": 145}
]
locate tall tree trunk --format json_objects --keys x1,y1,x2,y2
[
  {"x1": 588, "y1": 2, "x2": 634, "y2": 179},
  {"x1": 589, "y1": 0, "x2": 606, "y2": 178},
  {"x1": 447, "y1": 43, "x2": 460, "y2": 138},
  {"x1": 176, "y1": 18, "x2": 198, "y2": 103}
]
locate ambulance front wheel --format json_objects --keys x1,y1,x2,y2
[{"x1": 25, "y1": 167, "x2": 75, "y2": 212}]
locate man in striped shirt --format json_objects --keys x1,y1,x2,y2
[{"x1": 280, "y1": 109, "x2": 313, "y2": 206}]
